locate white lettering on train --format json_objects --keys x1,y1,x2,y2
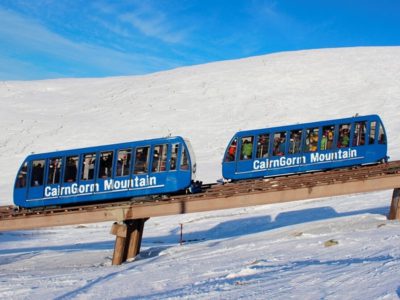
[
  {"x1": 103, "y1": 175, "x2": 157, "y2": 190},
  {"x1": 44, "y1": 175, "x2": 157, "y2": 198},
  {"x1": 253, "y1": 148, "x2": 358, "y2": 171}
]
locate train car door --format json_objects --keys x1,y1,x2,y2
[
  {"x1": 95, "y1": 150, "x2": 114, "y2": 199},
  {"x1": 149, "y1": 143, "x2": 169, "y2": 192},
  {"x1": 79, "y1": 152, "x2": 98, "y2": 197},
  {"x1": 112, "y1": 148, "x2": 133, "y2": 197},
  {"x1": 60, "y1": 155, "x2": 80, "y2": 202},
  {"x1": 44, "y1": 157, "x2": 63, "y2": 201},
  {"x1": 236, "y1": 136, "x2": 255, "y2": 175},
  {"x1": 222, "y1": 138, "x2": 238, "y2": 178},
  {"x1": 27, "y1": 159, "x2": 46, "y2": 201}
]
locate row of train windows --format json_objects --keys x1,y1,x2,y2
[
  {"x1": 226, "y1": 121, "x2": 386, "y2": 162},
  {"x1": 16, "y1": 143, "x2": 189, "y2": 188}
]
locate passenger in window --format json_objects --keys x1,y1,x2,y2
[
  {"x1": 152, "y1": 150, "x2": 160, "y2": 172},
  {"x1": 278, "y1": 134, "x2": 286, "y2": 155},
  {"x1": 339, "y1": 129, "x2": 349, "y2": 148},
  {"x1": 99, "y1": 156, "x2": 107, "y2": 178},
  {"x1": 88, "y1": 157, "x2": 95, "y2": 179},
  {"x1": 16, "y1": 164, "x2": 28, "y2": 188},
  {"x1": 379, "y1": 133, "x2": 386, "y2": 144},
  {"x1": 309, "y1": 133, "x2": 318, "y2": 152},
  {"x1": 289, "y1": 132, "x2": 300, "y2": 154},
  {"x1": 321, "y1": 133, "x2": 327, "y2": 150},
  {"x1": 258, "y1": 135, "x2": 269, "y2": 157},
  {"x1": 135, "y1": 151, "x2": 147, "y2": 173},
  {"x1": 228, "y1": 140, "x2": 237, "y2": 161},
  {"x1": 117, "y1": 158, "x2": 123, "y2": 175},
  {"x1": 48, "y1": 159, "x2": 61, "y2": 184},
  {"x1": 273, "y1": 137, "x2": 280, "y2": 155},
  {"x1": 65, "y1": 158, "x2": 77, "y2": 182},
  {"x1": 327, "y1": 130, "x2": 334, "y2": 149},
  {"x1": 242, "y1": 140, "x2": 253, "y2": 159},
  {"x1": 170, "y1": 157, "x2": 176, "y2": 170},
  {"x1": 32, "y1": 163, "x2": 45, "y2": 186}
]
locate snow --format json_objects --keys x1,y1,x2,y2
[{"x1": 1, "y1": 47, "x2": 400, "y2": 299}]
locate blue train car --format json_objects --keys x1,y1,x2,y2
[
  {"x1": 14, "y1": 136, "x2": 197, "y2": 208},
  {"x1": 222, "y1": 115, "x2": 388, "y2": 181}
]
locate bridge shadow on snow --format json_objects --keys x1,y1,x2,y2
[
  {"x1": 0, "y1": 205, "x2": 389, "y2": 261},
  {"x1": 143, "y1": 205, "x2": 388, "y2": 246}
]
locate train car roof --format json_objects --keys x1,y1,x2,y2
[
  {"x1": 233, "y1": 114, "x2": 382, "y2": 137},
  {"x1": 24, "y1": 136, "x2": 188, "y2": 161}
]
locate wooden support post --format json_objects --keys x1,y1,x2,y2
[
  {"x1": 388, "y1": 188, "x2": 400, "y2": 220},
  {"x1": 110, "y1": 218, "x2": 148, "y2": 265},
  {"x1": 110, "y1": 222, "x2": 128, "y2": 265}
]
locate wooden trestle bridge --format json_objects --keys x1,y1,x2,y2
[{"x1": 1, "y1": 161, "x2": 400, "y2": 265}]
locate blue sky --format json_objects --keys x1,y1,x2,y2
[{"x1": 1, "y1": 0, "x2": 399, "y2": 80}]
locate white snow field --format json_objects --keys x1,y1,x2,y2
[{"x1": 1, "y1": 47, "x2": 400, "y2": 299}]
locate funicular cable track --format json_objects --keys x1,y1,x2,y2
[{"x1": 1, "y1": 161, "x2": 400, "y2": 229}]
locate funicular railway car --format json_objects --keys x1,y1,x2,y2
[
  {"x1": 223, "y1": 114, "x2": 388, "y2": 180},
  {"x1": 14, "y1": 136, "x2": 197, "y2": 208}
]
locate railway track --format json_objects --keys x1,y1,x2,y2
[{"x1": 2, "y1": 161, "x2": 400, "y2": 222}]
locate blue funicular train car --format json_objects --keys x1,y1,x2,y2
[
  {"x1": 14, "y1": 136, "x2": 196, "y2": 208},
  {"x1": 222, "y1": 114, "x2": 388, "y2": 181}
]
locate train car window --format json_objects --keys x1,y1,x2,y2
[
  {"x1": 31, "y1": 160, "x2": 45, "y2": 186},
  {"x1": 321, "y1": 125, "x2": 335, "y2": 150},
  {"x1": 225, "y1": 138, "x2": 238, "y2": 162},
  {"x1": 180, "y1": 146, "x2": 189, "y2": 170},
  {"x1": 64, "y1": 156, "x2": 79, "y2": 183},
  {"x1": 134, "y1": 147, "x2": 149, "y2": 174},
  {"x1": 81, "y1": 153, "x2": 96, "y2": 180},
  {"x1": 338, "y1": 124, "x2": 350, "y2": 148},
  {"x1": 352, "y1": 122, "x2": 366, "y2": 146},
  {"x1": 116, "y1": 149, "x2": 132, "y2": 177},
  {"x1": 369, "y1": 121, "x2": 376, "y2": 144},
  {"x1": 98, "y1": 151, "x2": 113, "y2": 178},
  {"x1": 240, "y1": 136, "x2": 254, "y2": 160},
  {"x1": 303, "y1": 128, "x2": 319, "y2": 152},
  {"x1": 152, "y1": 144, "x2": 168, "y2": 172},
  {"x1": 256, "y1": 134, "x2": 269, "y2": 158},
  {"x1": 47, "y1": 157, "x2": 62, "y2": 184},
  {"x1": 289, "y1": 130, "x2": 302, "y2": 154},
  {"x1": 170, "y1": 144, "x2": 179, "y2": 170},
  {"x1": 15, "y1": 162, "x2": 28, "y2": 188},
  {"x1": 378, "y1": 122, "x2": 386, "y2": 144},
  {"x1": 272, "y1": 132, "x2": 286, "y2": 156}
]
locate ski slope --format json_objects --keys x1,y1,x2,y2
[{"x1": 1, "y1": 47, "x2": 400, "y2": 299}]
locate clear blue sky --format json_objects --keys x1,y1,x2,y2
[{"x1": 1, "y1": 0, "x2": 399, "y2": 80}]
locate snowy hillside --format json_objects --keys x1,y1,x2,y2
[{"x1": 1, "y1": 47, "x2": 400, "y2": 299}]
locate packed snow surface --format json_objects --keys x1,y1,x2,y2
[{"x1": 1, "y1": 47, "x2": 400, "y2": 299}]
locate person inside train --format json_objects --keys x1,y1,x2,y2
[
  {"x1": 135, "y1": 150, "x2": 148, "y2": 173},
  {"x1": 16, "y1": 163, "x2": 28, "y2": 188},
  {"x1": 289, "y1": 132, "x2": 301, "y2": 154},
  {"x1": 278, "y1": 134, "x2": 286, "y2": 155},
  {"x1": 65, "y1": 158, "x2": 77, "y2": 182},
  {"x1": 227, "y1": 139, "x2": 237, "y2": 161},
  {"x1": 321, "y1": 133, "x2": 327, "y2": 150},
  {"x1": 307, "y1": 132, "x2": 318, "y2": 152},
  {"x1": 241, "y1": 139, "x2": 253, "y2": 159},
  {"x1": 338, "y1": 128, "x2": 349, "y2": 148},
  {"x1": 152, "y1": 150, "x2": 160, "y2": 172},
  {"x1": 326, "y1": 130, "x2": 334, "y2": 149}
]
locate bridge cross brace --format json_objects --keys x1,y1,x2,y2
[{"x1": 110, "y1": 218, "x2": 149, "y2": 265}]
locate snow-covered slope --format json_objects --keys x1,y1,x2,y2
[{"x1": 1, "y1": 47, "x2": 400, "y2": 299}]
